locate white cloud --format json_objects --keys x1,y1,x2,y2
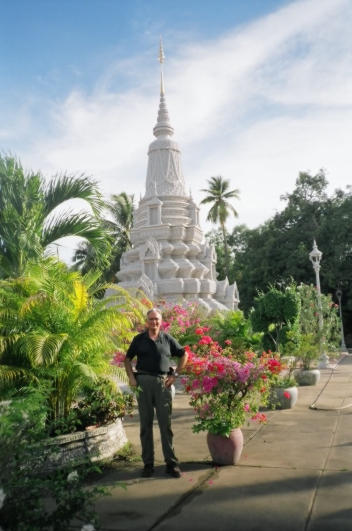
[{"x1": 1, "y1": 0, "x2": 351, "y2": 238}]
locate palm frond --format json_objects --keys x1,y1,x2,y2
[
  {"x1": 16, "y1": 333, "x2": 68, "y2": 366},
  {"x1": 110, "y1": 365, "x2": 129, "y2": 386},
  {"x1": 70, "y1": 282, "x2": 89, "y2": 316},
  {"x1": 41, "y1": 210, "x2": 111, "y2": 259},
  {"x1": 82, "y1": 269, "x2": 103, "y2": 290},
  {"x1": 43, "y1": 173, "x2": 104, "y2": 217},
  {"x1": 72, "y1": 361, "x2": 99, "y2": 380},
  {"x1": 0, "y1": 365, "x2": 34, "y2": 387}
]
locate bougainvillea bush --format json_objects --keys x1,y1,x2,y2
[
  {"x1": 181, "y1": 330, "x2": 269, "y2": 437},
  {"x1": 156, "y1": 301, "x2": 209, "y2": 345}
]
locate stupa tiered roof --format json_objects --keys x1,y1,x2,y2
[{"x1": 115, "y1": 39, "x2": 239, "y2": 311}]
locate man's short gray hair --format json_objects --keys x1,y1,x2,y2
[{"x1": 146, "y1": 308, "x2": 163, "y2": 319}]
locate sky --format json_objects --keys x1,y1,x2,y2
[{"x1": 1, "y1": 0, "x2": 351, "y2": 261}]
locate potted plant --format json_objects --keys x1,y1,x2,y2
[
  {"x1": 287, "y1": 284, "x2": 341, "y2": 384},
  {"x1": 285, "y1": 333, "x2": 321, "y2": 386},
  {"x1": 267, "y1": 373, "x2": 299, "y2": 410},
  {"x1": 260, "y1": 352, "x2": 298, "y2": 409},
  {"x1": 181, "y1": 334, "x2": 267, "y2": 465}
]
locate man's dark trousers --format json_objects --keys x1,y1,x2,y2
[{"x1": 136, "y1": 374, "x2": 178, "y2": 466}]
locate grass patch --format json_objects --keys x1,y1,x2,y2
[{"x1": 113, "y1": 442, "x2": 141, "y2": 463}]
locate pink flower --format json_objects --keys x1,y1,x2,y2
[
  {"x1": 251, "y1": 413, "x2": 267, "y2": 423},
  {"x1": 243, "y1": 403, "x2": 250, "y2": 412},
  {"x1": 283, "y1": 391, "x2": 291, "y2": 399},
  {"x1": 198, "y1": 336, "x2": 212, "y2": 345},
  {"x1": 224, "y1": 340, "x2": 232, "y2": 345},
  {"x1": 202, "y1": 376, "x2": 218, "y2": 393}
]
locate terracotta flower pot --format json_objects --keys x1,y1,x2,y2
[
  {"x1": 269, "y1": 386, "x2": 298, "y2": 409},
  {"x1": 207, "y1": 428, "x2": 244, "y2": 465},
  {"x1": 293, "y1": 369, "x2": 320, "y2": 386}
]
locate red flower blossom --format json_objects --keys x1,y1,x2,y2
[{"x1": 283, "y1": 391, "x2": 291, "y2": 399}]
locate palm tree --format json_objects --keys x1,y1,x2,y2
[
  {"x1": 0, "y1": 154, "x2": 110, "y2": 279},
  {"x1": 200, "y1": 176, "x2": 240, "y2": 279},
  {"x1": 72, "y1": 192, "x2": 135, "y2": 281},
  {"x1": 0, "y1": 258, "x2": 145, "y2": 419},
  {"x1": 105, "y1": 192, "x2": 135, "y2": 253}
]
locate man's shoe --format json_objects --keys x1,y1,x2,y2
[
  {"x1": 141, "y1": 464, "x2": 155, "y2": 478},
  {"x1": 166, "y1": 464, "x2": 182, "y2": 478}
]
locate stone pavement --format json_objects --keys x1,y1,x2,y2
[{"x1": 87, "y1": 355, "x2": 352, "y2": 531}]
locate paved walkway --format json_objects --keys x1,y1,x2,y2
[{"x1": 87, "y1": 355, "x2": 352, "y2": 531}]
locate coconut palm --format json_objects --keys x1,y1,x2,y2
[
  {"x1": 0, "y1": 258, "x2": 145, "y2": 419},
  {"x1": 0, "y1": 154, "x2": 110, "y2": 279},
  {"x1": 200, "y1": 176, "x2": 240, "y2": 279}
]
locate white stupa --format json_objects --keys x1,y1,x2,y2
[{"x1": 115, "y1": 39, "x2": 239, "y2": 311}]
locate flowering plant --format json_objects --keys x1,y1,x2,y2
[
  {"x1": 181, "y1": 333, "x2": 268, "y2": 437},
  {"x1": 157, "y1": 301, "x2": 209, "y2": 345},
  {"x1": 285, "y1": 284, "x2": 341, "y2": 369},
  {"x1": 259, "y1": 351, "x2": 297, "y2": 390}
]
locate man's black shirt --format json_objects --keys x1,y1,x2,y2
[{"x1": 126, "y1": 331, "x2": 185, "y2": 374}]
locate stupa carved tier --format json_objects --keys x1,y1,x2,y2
[{"x1": 114, "y1": 39, "x2": 239, "y2": 312}]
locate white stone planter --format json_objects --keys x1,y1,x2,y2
[
  {"x1": 269, "y1": 386, "x2": 298, "y2": 410},
  {"x1": 41, "y1": 419, "x2": 128, "y2": 474},
  {"x1": 294, "y1": 369, "x2": 320, "y2": 386}
]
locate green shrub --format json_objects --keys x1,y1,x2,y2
[{"x1": 0, "y1": 391, "x2": 121, "y2": 531}]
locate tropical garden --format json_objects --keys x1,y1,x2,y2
[{"x1": 0, "y1": 154, "x2": 347, "y2": 529}]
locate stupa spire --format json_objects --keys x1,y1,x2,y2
[{"x1": 153, "y1": 36, "x2": 174, "y2": 138}]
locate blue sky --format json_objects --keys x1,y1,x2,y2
[
  {"x1": 1, "y1": 0, "x2": 351, "y2": 260},
  {"x1": 1, "y1": 1, "x2": 290, "y2": 108}
]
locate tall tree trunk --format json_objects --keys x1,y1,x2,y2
[{"x1": 221, "y1": 223, "x2": 229, "y2": 279}]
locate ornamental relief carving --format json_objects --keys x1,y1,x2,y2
[
  {"x1": 146, "y1": 149, "x2": 187, "y2": 198},
  {"x1": 148, "y1": 139, "x2": 181, "y2": 152},
  {"x1": 136, "y1": 274, "x2": 155, "y2": 299},
  {"x1": 140, "y1": 236, "x2": 161, "y2": 261}
]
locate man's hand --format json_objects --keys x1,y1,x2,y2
[
  {"x1": 124, "y1": 357, "x2": 138, "y2": 388},
  {"x1": 129, "y1": 375, "x2": 138, "y2": 388},
  {"x1": 165, "y1": 374, "x2": 176, "y2": 388}
]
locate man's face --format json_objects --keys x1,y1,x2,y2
[{"x1": 146, "y1": 311, "x2": 162, "y2": 333}]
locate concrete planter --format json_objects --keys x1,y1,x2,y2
[
  {"x1": 41, "y1": 419, "x2": 128, "y2": 474},
  {"x1": 207, "y1": 428, "x2": 244, "y2": 465},
  {"x1": 294, "y1": 369, "x2": 320, "y2": 386},
  {"x1": 269, "y1": 386, "x2": 298, "y2": 410}
]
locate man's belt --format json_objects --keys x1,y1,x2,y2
[{"x1": 135, "y1": 370, "x2": 166, "y2": 377}]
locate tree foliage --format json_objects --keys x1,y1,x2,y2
[
  {"x1": 72, "y1": 192, "x2": 136, "y2": 283},
  {"x1": 0, "y1": 154, "x2": 111, "y2": 279},
  {"x1": 207, "y1": 170, "x2": 352, "y2": 343},
  {"x1": 250, "y1": 285, "x2": 301, "y2": 352}
]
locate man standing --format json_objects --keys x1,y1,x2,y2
[{"x1": 124, "y1": 308, "x2": 188, "y2": 478}]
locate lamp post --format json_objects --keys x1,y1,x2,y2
[
  {"x1": 309, "y1": 240, "x2": 330, "y2": 368},
  {"x1": 336, "y1": 286, "x2": 347, "y2": 352}
]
